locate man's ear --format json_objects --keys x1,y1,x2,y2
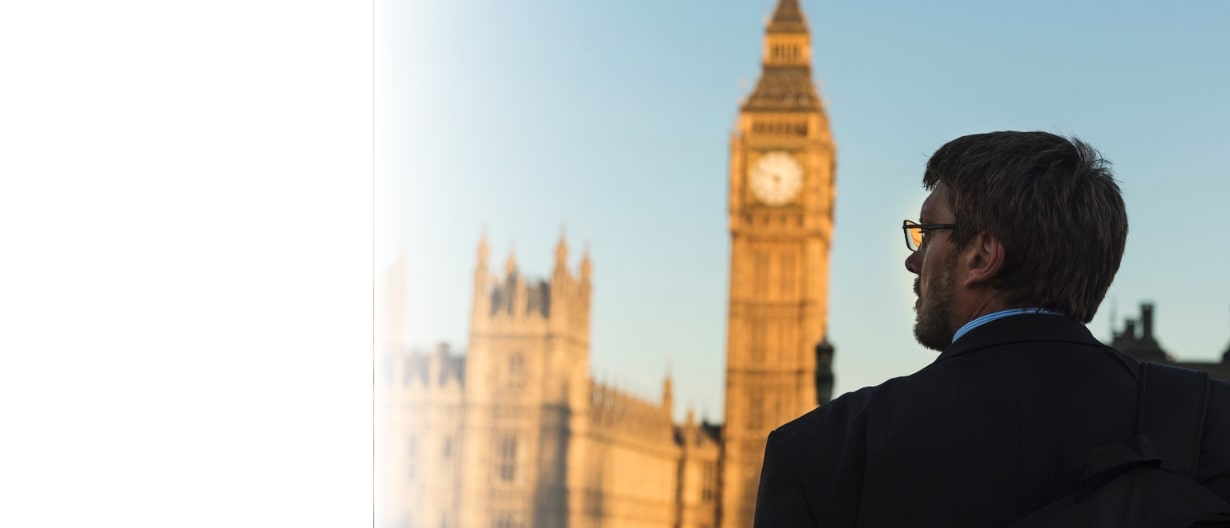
[{"x1": 962, "y1": 232, "x2": 1005, "y2": 288}]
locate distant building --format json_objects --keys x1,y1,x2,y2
[
  {"x1": 1110, "y1": 302, "x2": 1230, "y2": 382},
  {"x1": 378, "y1": 1, "x2": 839, "y2": 526},
  {"x1": 380, "y1": 237, "x2": 721, "y2": 528}
]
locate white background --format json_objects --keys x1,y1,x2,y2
[{"x1": 0, "y1": 1, "x2": 371, "y2": 525}]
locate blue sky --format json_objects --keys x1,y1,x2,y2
[{"x1": 379, "y1": 0, "x2": 1230, "y2": 420}]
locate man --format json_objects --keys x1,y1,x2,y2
[{"x1": 753, "y1": 131, "x2": 1230, "y2": 527}]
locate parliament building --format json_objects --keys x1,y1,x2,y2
[
  {"x1": 377, "y1": 1, "x2": 838, "y2": 526},
  {"x1": 1110, "y1": 302, "x2": 1230, "y2": 382}
]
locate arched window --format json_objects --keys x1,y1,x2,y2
[
  {"x1": 753, "y1": 250, "x2": 768, "y2": 294},
  {"x1": 702, "y1": 462, "x2": 717, "y2": 503},
  {"x1": 407, "y1": 436, "x2": 417, "y2": 480},
  {"x1": 508, "y1": 354, "x2": 525, "y2": 389},
  {"x1": 497, "y1": 434, "x2": 518, "y2": 482},
  {"x1": 749, "y1": 392, "x2": 763, "y2": 430},
  {"x1": 781, "y1": 250, "x2": 796, "y2": 298},
  {"x1": 751, "y1": 319, "x2": 766, "y2": 363}
]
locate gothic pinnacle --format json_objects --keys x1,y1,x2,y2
[
  {"x1": 505, "y1": 244, "x2": 517, "y2": 277},
  {"x1": 555, "y1": 228, "x2": 569, "y2": 270}
]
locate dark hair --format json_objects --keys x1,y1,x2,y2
[{"x1": 923, "y1": 131, "x2": 1127, "y2": 322}]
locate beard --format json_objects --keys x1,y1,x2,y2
[{"x1": 913, "y1": 253, "x2": 957, "y2": 352}]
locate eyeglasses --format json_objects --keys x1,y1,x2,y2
[{"x1": 902, "y1": 220, "x2": 956, "y2": 252}]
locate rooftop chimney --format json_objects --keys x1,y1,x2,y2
[{"x1": 1141, "y1": 303, "x2": 1155, "y2": 340}]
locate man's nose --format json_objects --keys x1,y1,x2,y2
[{"x1": 904, "y1": 250, "x2": 921, "y2": 275}]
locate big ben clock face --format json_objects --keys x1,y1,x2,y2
[{"x1": 750, "y1": 151, "x2": 803, "y2": 206}]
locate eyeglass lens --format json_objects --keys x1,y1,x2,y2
[{"x1": 906, "y1": 222, "x2": 923, "y2": 251}]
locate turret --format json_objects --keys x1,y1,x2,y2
[
  {"x1": 554, "y1": 229, "x2": 569, "y2": 274},
  {"x1": 476, "y1": 230, "x2": 489, "y2": 271},
  {"x1": 504, "y1": 244, "x2": 518, "y2": 278},
  {"x1": 662, "y1": 372, "x2": 674, "y2": 417},
  {"x1": 549, "y1": 230, "x2": 571, "y2": 325},
  {"x1": 580, "y1": 244, "x2": 592, "y2": 285},
  {"x1": 471, "y1": 233, "x2": 491, "y2": 328}
]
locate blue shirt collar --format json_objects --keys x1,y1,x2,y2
[{"x1": 951, "y1": 308, "x2": 1066, "y2": 344}]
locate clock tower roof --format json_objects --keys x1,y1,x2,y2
[
  {"x1": 741, "y1": 68, "x2": 821, "y2": 112},
  {"x1": 742, "y1": 0, "x2": 823, "y2": 113},
  {"x1": 766, "y1": 0, "x2": 807, "y2": 34}
]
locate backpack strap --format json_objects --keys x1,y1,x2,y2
[{"x1": 1136, "y1": 362, "x2": 1211, "y2": 476}]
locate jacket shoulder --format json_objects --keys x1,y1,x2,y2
[{"x1": 771, "y1": 376, "x2": 911, "y2": 446}]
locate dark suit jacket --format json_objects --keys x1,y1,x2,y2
[{"x1": 753, "y1": 314, "x2": 1230, "y2": 527}]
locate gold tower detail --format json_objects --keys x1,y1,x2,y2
[{"x1": 719, "y1": 0, "x2": 836, "y2": 526}]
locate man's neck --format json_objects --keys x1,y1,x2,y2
[{"x1": 953, "y1": 290, "x2": 1012, "y2": 331}]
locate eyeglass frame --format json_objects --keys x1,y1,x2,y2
[{"x1": 902, "y1": 219, "x2": 956, "y2": 252}]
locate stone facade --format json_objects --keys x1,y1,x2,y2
[{"x1": 379, "y1": 236, "x2": 723, "y2": 528}]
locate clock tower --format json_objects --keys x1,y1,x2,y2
[{"x1": 719, "y1": 0, "x2": 836, "y2": 526}]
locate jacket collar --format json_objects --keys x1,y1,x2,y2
[{"x1": 936, "y1": 313, "x2": 1102, "y2": 363}]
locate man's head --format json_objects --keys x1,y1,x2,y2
[{"x1": 905, "y1": 131, "x2": 1128, "y2": 350}]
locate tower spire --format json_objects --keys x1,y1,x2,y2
[
  {"x1": 767, "y1": 0, "x2": 807, "y2": 34},
  {"x1": 662, "y1": 368, "x2": 673, "y2": 410},
  {"x1": 743, "y1": 0, "x2": 821, "y2": 112},
  {"x1": 505, "y1": 243, "x2": 517, "y2": 277},
  {"x1": 476, "y1": 228, "x2": 489, "y2": 271},
  {"x1": 555, "y1": 227, "x2": 569, "y2": 272}
]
